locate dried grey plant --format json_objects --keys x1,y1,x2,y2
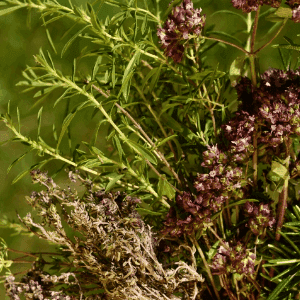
[{"x1": 4, "y1": 169, "x2": 204, "y2": 300}]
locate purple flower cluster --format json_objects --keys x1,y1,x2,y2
[
  {"x1": 236, "y1": 68, "x2": 300, "y2": 150},
  {"x1": 197, "y1": 144, "x2": 245, "y2": 204},
  {"x1": 286, "y1": 0, "x2": 300, "y2": 22},
  {"x1": 160, "y1": 144, "x2": 248, "y2": 238},
  {"x1": 244, "y1": 201, "x2": 276, "y2": 236},
  {"x1": 157, "y1": 0, "x2": 206, "y2": 63},
  {"x1": 211, "y1": 241, "x2": 256, "y2": 276},
  {"x1": 221, "y1": 111, "x2": 255, "y2": 163},
  {"x1": 160, "y1": 192, "x2": 213, "y2": 237},
  {"x1": 231, "y1": 0, "x2": 281, "y2": 12}
]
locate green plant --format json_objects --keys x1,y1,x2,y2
[{"x1": 1, "y1": 0, "x2": 300, "y2": 299}]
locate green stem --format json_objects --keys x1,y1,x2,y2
[
  {"x1": 2, "y1": 115, "x2": 169, "y2": 206},
  {"x1": 248, "y1": 8, "x2": 260, "y2": 189},
  {"x1": 190, "y1": 233, "x2": 221, "y2": 300},
  {"x1": 91, "y1": 83, "x2": 181, "y2": 186}
]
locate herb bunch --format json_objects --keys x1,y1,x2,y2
[{"x1": 1, "y1": 0, "x2": 300, "y2": 299}]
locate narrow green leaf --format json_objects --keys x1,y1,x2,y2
[
  {"x1": 280, "y1": 231, "x2": 300, "y2": 255},
  {"x1": 26, "y1": 7, "x2": 31, "y2": 29},
  {"x1": 105, "y1": 174, "x2": 125, "y2": 192},
  {"x1": 33, "y1": 86, "x2": 57, "y2": 98},
  {"x1": 53, "y1": 88, "x2": 72, "y2": 108},
  {"x1": 156, "y1": 134, "x2": 178, "y2": 148},
  {"x1": 272, "y1": 263, "x2": 300, "y2": 281},
  {"x1": 118, "y1": 70, "x2": 134, "y2": 101},
  {"x1": 92, "y1": 56, "x2": 102, "y2": 80},
  {"x1": 264, "y1": 259, "x2": 300, "y2": 266},
  {"x1": 126, "y1": 139, "x2": 157, "y2": 165},
  {"x1": 123, "y1": 50, "x2": 140, "y2": 85},
  {"x1": 42, "y1": 14, "x2": 67, "y2": 26},
  {"x1": 46, "y1": 50, "x2": 55, "y2": 70},
  {"x1": 149, "y1": 63, "x2": 162, "y2": 93},
  {"x1": 112, "y1": 56, "x2": 116, "y2": 88},
  {"x1": 293, "y1": 205, "x2": 300, "y2": 221},
  {"x1": 16, "y1": 107, "x2": 20, "y2": 132},
  {"x1": 272, "y1": 44, "x2": 300, "y2": 52},
  {"x1": 113, "y1": 135, "x2": 124, "y2": 162},
  {"x1": 87, "y1": 2, "x2": 101, "y2": 31},
  {"x1": 60, "y1": 18, "x2": 81, "y2": 41},
  {"x1": 91, "y1": 120, "x2": 105, "y2": 146},
  {"x1": 7, "y1": 100, "x2": 11, "y2": 116},
  {"x1": 135, "y1": 208, "x2": 163, "y2": 216},
  {"x1": 141, "y1": 14, "x2": 147, "y2": 35},
  {"x1": 61, "y1": 25, "x2": 91, "y2": 58},
  {"x1": 37, "y1": 106, "x2": 43, "y2": 138},
  {"x1": 56, "y1": 112, "x2": 76, "y2": 150},
  {"x1": 52, "y1": 123, "x2": 57, "y2": 143},
  {"x1": 141, "y1": 66, "x2": 161, "y2": 92},
  {"x1": 72, "y1": 58, "x2": 76, "y2": 82},
  {"x1": 210, "y1": 10, "x2": 247, "y2": 25},
  {"x1": 267, "y1": 271, "x2": 297, "y2": 300},
  {"x1": 68, "y1": 0, "x2": 74, "y2": 9},
  {"x1": 188, "y1": 69, "x2": 225, "y2": 81},
  {"x1": 7, "y1": 152, "x2": 30, "y2": 174},
  {"x1": 44, "y1": 25, "x2": 57, "y2": 54},
  {"x1": 283, "y1": 222, "x2": 300, "y2": 226},
  {"x1": 91, "y1": 146, "x2": 104, "y2": 156},
  {"x1": 161, "y1": 113, "x2": 183, "y2": 132},
  {"x1": 12, "y1": 169, "x2": 31, "y2": 185},
  {"x1": 0, "y1": 5, "x2": 23, "y2": 16}
]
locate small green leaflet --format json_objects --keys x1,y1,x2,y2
[
  {"x1": 267, "y1": 160, "x2": 290, "y2": 182},
  {"x1": 158, "y1": 174, "x2": 176, "y2": 200},
  {"x1": 105, "y1": 174, "x2": 125, "y2": 192},
  {"x1": 125, "y1": 139, "x2": 157, "y2": 165}
]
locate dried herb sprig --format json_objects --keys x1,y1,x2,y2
[{"x1": 5, "y1": 169, "x2": 204, "y2": 300}]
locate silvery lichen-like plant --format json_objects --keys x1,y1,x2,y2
[{"x1": 1, "y1": 0, "x2": 300, "y2": 299}]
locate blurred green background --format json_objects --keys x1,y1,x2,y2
[{"x1": 0, "y1": 0, "x2": 299, "y2": 298}]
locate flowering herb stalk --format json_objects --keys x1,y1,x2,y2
[{"x1": 1, "y1": 0, "x2": 300, "y2": 299}]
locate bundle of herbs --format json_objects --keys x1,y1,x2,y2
[{"x1": 1, "y1": 0, "x2": 300, "y2": 299}]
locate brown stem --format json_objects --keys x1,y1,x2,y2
[
  {"x1": 254, "y1": 18, "x2": 288, "y2": 55},
  {"x1": 251, "y1": 6, "x2": 261, "y2": 53},
  {"x1": 275, "y1": 138, "x2": 291, "y2": 241},
  {"x1": 252, "y1": 124, "x2": 258, "y2": 188},
  {"x1": 247, "y1": 276, "x2": 261, "y2": 293},
  {"x1": 202, "y1": 36, "x2": 249, "y2": 54},
  {"x1": 7, "y1": 248, "x2": 37, "y2": 258}
]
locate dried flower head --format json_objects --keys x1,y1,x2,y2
[{"x1": 6, "y1": 169, "x2": 204, "y2": 300}]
